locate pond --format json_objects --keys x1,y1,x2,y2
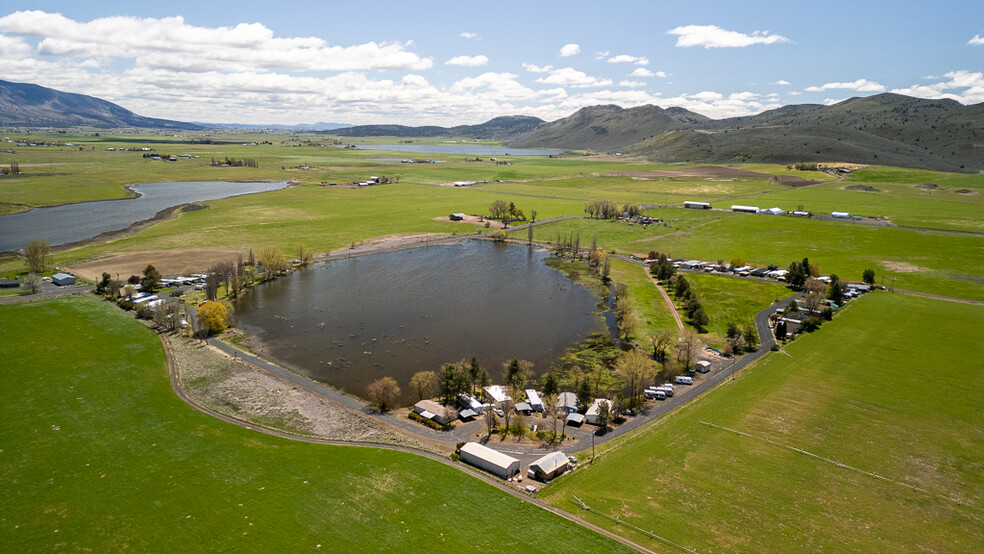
[
  {"x1": 232, "y1": 241, "x2": 609, "y2": 406},
  {"x1": 0, "y1": 180, "x2": 289, "y2": 252},
  {"x1": 351, "y1": 144, "x2": 563, "y2": 156}
]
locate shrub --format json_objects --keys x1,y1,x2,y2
[{"x1": 801, "y1": 317, "x2": 823, "y2": 333}]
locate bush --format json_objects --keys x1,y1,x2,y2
[
  {"x1": 801, "y1": 317, "x2": 823, "y2": 333},
  {"x1": 135, "y1": 305, "x2": 154, "y2": 320},
  {"x1": 821, "y1": 307, "x2": 834, "y2": 321}
]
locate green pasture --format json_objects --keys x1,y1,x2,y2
[
  {"x1": 609, "y1": 259, "x2": 678, "y2": 340},
  {"x1": 541, "y1": 292, "x2": 984, "y2": 552},
  {"x1": 0, "y1": 297, "x2": 628, "y2": 552},
  {"x1": 681, "y1": 272, "x2": 789, "y2": 347},
  {"x1": 527, "y1": 211, "x2": 984, "y2": 301}
]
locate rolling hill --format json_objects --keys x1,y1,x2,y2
[
  {"x1": 331, "y1": 115, "x2": 546, "y2": 140},
  {"x1": 0, "y1": 80, "x2": 202, "y2": 130}
]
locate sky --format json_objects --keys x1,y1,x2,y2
[{"x1": 0, "y1": 1, "x2": 981, "y2": 126}]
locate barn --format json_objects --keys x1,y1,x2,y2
[{"x1": 459, "y1": 442, "x2": 520, "y2": 479}]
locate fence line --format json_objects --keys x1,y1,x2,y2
[
  {"x1": 699, "y1": 421, "x2": 983, "y2": 513},
  {"x1": 571, "y1": 496, "x2": 698, "y2": 553}
]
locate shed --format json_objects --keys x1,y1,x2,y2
[
  {"x1": 0, "y1": 277, "x2": 19, "y2": 288},
  {"x1": 696, "y1": 360, "x2": 712, "y2": 373},
  {"x1": 52, "y1": 273, "x2": 75, "y2": 286},
  {"x1": 585, "y1": 398, "x2": 610, "y2": 425},
  {"x1": 413, "y1": 400, "x2": 451, "y2": 425},
  {"x1": 525, "y1": 389, "x2": 543, "y2": 412},
  {"x1": 558, "y1": 392, "x2": 577, "y2": 413},
  {"x1": 684, "y1": 201, "x2": 711, "y2": 210},
  {"x1": 514, "y1": 402, "x2": 532, "y2": 415},
  {"x1": 528, "y1": 451, "x2": 570, "y2": 481},
  {"x1": 459, "y1": 409, "x2": 478, "y2": 421},
  {"x1": 459, "y1": 442, "x2": 520, "y2": 479},
  {"x1": 565, "y1": 413, "x2": 585, "y2": 426},
  {"x1": 731, "y1": 205, "x2": 760, "y2": 213},
  {"x1": 449, "y1": 213, "x2": 466, "y2": 221}
]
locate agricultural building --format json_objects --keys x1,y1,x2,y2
[
  {"x1": 449, "y1": 213, "x2": 466, "y2": 221},
  {"x1": 731, "y1": 205, "x2": 760, "y2": 214},
  {"x1": 525, "y1": 389, "x2": 543, "y2": 412},
  {"x1": 831, "y1": 211, "x2": 851, "y2": 219},
  {"x1": 459, "y1": 442, "x2": 520, "y2": 479},
  {"x1": 528, "y1": 451, "x2": 570, "y2": 481},
  {"x1": 684, "y1": 201, "x2": 712, "y2": 209},
  {"x1": 51, "y1": 273, "x2": 75, "y2": 286}
]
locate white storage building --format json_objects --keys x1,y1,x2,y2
[
  {"x1": 731, "y1": 205, "x2": 760, "y2": 214},
  {"x1": 459, "y1": 442, "x2": 520, "y2": 479}
]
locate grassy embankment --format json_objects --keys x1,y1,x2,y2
[
  {"x1": 540, "y1": 292, "x2": 984, "y2": 552},
  {"x1": 0, "y1": 297, "x2": 630, "y2": 552}
]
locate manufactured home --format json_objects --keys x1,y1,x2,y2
[{"x1": 525, "y1": 389, "x2": 543, "y2": 412}]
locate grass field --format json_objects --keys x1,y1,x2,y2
[
  {"x1": 680, "y1": 273, "x2": 789, "y2": 348},
  {"x1": 609, "y1": 258, "x2": 679, "y2": 340},
  {"x1": 0, "y1": 297, "x2": 629, "y2": 552},
  {"x1": 540, "y1": 292, "x2": 984, "y2": 552}
]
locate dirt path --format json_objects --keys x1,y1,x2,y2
[
  {"x1": 643, "y1": 265, "x2": 685, "y2": 333},
  {"x1": 157, "y1": 333, "x2": 655, "y2": 553}
]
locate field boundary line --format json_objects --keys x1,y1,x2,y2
[
  {"x1": 699, "y1": 421, "x2": 983, "y2": 513},
  {"x1": 571, "y1": 496, "x2": 697, "y2": 553}
]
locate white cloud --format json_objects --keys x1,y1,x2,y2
[
  {"x1": 823, "y1": 98, "x2": 847, "y2": 106},
  {"x1": 619, "y1": 80, "x2": 646, "y2": 88},
  {"x1": 535, "y1": 67, "x2": 613, "y2": 88},
  {"x1": 522, "y1": 62, "x2": 554, "y2": 73},
  {"x1": 559, "y1": 43, "x2": 580, "y2": 57},
  {"x1": 805, "y1": 79, "x2": 885, "y2": 92},
  {"x1": 460, "y1": 31, "x2": 478, "y2": 39},
  {"x1": 771, "y1": 79, "x2": 791, "y2": 86},
  {"x1": 593, "y1": 50, "x2": 610, "y2": 60},
  {"x1": 968, "y1": 34, "x2": 984, "y2": 46},
  {"x1": 667, "y1": 24, "x2": 791, "y2": 48},
  {"x1": 891, "y1": 70, "x2": 984, "y2": 104},
  {"x1": 0, "y1": 10, "x2": 433, "y2": 72},
  {"x1": 607, "y1": 54, "x2": 649, "y2": 65},
  {"x1": 629, "y1": 67, "x2": 667, "y2": 78},
  {"x1": 446, "y1": 55, "x2": 488, "y2": 67}
]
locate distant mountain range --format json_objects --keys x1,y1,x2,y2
[
  {"x1": 0, "y1": 80, "x2": 203, "y2": 130},
  {"x1": 1, "y1": 79, "x2": 980, "y2": 172}
]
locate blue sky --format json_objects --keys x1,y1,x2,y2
[{"x1": 1, "y1": 1, "x2": 981, "y2": 125}]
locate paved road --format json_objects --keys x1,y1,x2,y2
[{"x1": 0, "y1": 281, "x2": 94, "y2": 305}]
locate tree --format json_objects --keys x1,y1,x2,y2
[
  {"x1": 500, "y1": 396, "x2": 515, "y2": 435},
  {"x1": 24, "y1": 239, "x2": 50, "y2": 274},
  {"x1": 576, "y1": 378, "x2": 593, "y2": 411},
  {"x1": 616, "y1": 349, "x2": 656, "y2": 409},
  {"x1": 742, "y1": 324, "x2": 759, "y2": 350},
  {"x1": 489, "y1": 199, "x2": 509, "y2": 220},
  {"x1": 542, "y1": 393, "x2": 559, "y2": 441},
  {"x1": 803, "y1": 291, "x2": 825, "y2": 315},
  {"x1": 775, "y1": 320, "x2": 787, "y2": 341},
  {"x1": 674, "y1": 275, "x2": 690, "y2": 298},
  {"x1": 438, "y1": 362, "x2": 469, "y2": 406},
  {"x1": 691, "y1": 308, "x2": 709, "y2": 333},
  {"x1": 527, "y1": 224, "x2": 534, "y2": 245},
  {"x1": 676, "y1": 327, "x2": 702, "y2": 369},
  {"x1": 409, "y1": 371, "x2": 437, "y2": 401},
  {"x1": 141, "y1": 264, "x2": 161, "y2": 293},
  {"x1": 204, "y1": 269, "x2": 221, "y2": 302},
  {"x1": 483, "y1": 402, "x2": 498, "y2": 438},
  {"x1": 489, "y1": 229, "x2": 507, "y2": 242},
  {"x1": 96, "y1": 272, "x2": 112, "y2": 294},
  {"x1": 601, "y1": 253, "x2": 611, "y2": 282},
  {"x1": 595, "y1": 400, "x2": 611, "y2": 433},
  {"x1": 503, "y1": 359, "x2": 531, "y2": 391},
  {"x1": 257, "y1": 247, "x2": 287, "y2": 278},
  {"x1": 366, "y1": 377, "x2": 401, "y2": 411},
  {"x1": 24, "y1": 272, "x2": 42, "y2": 294},
  {"x1": 862, "y1": 268, "x2": 876, "y2": 285},
  {"x1": 827, "y1": 274, "x2": 845, "y2": 304},
  {"x1": 296, "y1": 244, "x2": 314, "y2": 266},
  {"x1": 197, "y1": 301, "x2": 229, "y2": 335},
  {"x1": 650, "y1": 330, "x2": 673, "y2": 361},
  {"x1": 529, "y1": 209, "x2": 537, "y2": 223}
]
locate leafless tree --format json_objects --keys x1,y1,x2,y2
[
  {"x1": 676, "y1": 327, "x2": 702, "y2": 370},
  {"x1": 366, "y1": 377, "x2": 401, "y2": 411},
  {"x1": 617, "y1": 349, "x2": 656, "y2": 409},
  {"x1": 24, "y1": 239, "x2": 50, "y2": 274}
]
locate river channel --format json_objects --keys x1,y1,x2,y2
[
  {"x1": 233, "y1": 241, "x2": 609, "y2": 405},
  {"x1": 0, "y1": 180, "x2": 288, "y2": 252}
]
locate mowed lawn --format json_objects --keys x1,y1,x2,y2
[
  {"x1": 540, "y1": 292, "x2": 984, "y2": 552},
  {"x1": 0, "y1": 297, "x2": 629, "y2": 552}
]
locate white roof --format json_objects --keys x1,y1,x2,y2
[
  {"x1": 731, "y1": 205, "x2": 760, "y2": 211},
  {"x1": 484, "y1": 385, "x2": 510, "y2": 403},
  {"x1": 585, "y1": 398, "x2": 609, "y2": 417},
  {"x1": 525, "y1": 389, "x2": 542, "y2": 406},
  {"x1": 460, "y1": 442, "x2": 519, "y2": 469},
  {"x1": 530, "y1": 451, "x2": 569, "y2": 474},
  {"x1": 696, "y1": 360, "x2": 711, "y2": 367}
]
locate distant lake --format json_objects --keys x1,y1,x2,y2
[
  {"x1": 353, "y1": 144, "x2": 563, "y2": 156},
  {"x1": 233, "y1": 241, "x2": 609, "y2": 405},
  {"x1": 0, "y1": 180, "x2": 288, "y2": 252}
]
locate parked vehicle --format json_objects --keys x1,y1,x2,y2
[{"x1": 675, "y1": 376, "x2": 694, "y2": 385}]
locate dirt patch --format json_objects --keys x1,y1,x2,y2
[
  {"x1": 325, "y1": 233, "x2": 466, "y2": 259},
  {"x1": 607, "y1": 166, "x2": 823, "y2": 186},
  {"x1": 432, "y1": 214, "x2": 506, "y2": 229},
  {"x1": 67, "y1": 248, "x2": 247, "y2": 281},
  {"x1": 845, "y1": 184, "x2": 880, "y2": 192},
  {"x1": 881, "y1": 261, "x2": 931, "y2": 273},
  {"x1": 170, "y1": 336, "x2": 436, "y2": 450},
  {"x1": 955, "y1": 189, "x2": 976, "y2": 195},
  {"x1": 914, "y1": 183, "x2": 941, "y2": 191}
]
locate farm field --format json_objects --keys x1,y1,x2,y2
[
  {"x1": 540, "y1": 292, "x2": 984, "y2": 552},
  {"x1": 0, "y1": 297, "x2": 630, "y2": 552},
  {"x1": 608, "y1": 258, "x2": 679, "y2": 339},
  {"x1": 678, "y1": 272, "x2": 789, "y2": 348}
]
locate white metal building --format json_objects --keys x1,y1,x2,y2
[
  {"x1": 731, "y1": 205, "x2": 760, "y2": 213},
  {"x1": 459, "y1": 442, "x2": 520, "y2": 479}
]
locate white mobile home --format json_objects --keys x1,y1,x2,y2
[
  {"x1": 525, "y1": 389, "x2": 543, "y2": 412},
  {"x1": 585, "y1": 398, "x2": 611, "y2": 425},
  {"x1": 459, "y1": 442, "x2": 520, "y2": 479},
  {"x1": 458, "y1": 393, "x2": 484, "y2": 414},
  {"x1": 413, "y1": 400, "x2": 452, "y2": 425},
  {"x1": 483, "y1": 385, "x2": 511, "y2": 404},
  {"x1": 831, "y1": 211, "x2": 851, "y2": 219},
  {"x1": 557, "y1": 392, "x2": 577, "y2": 413}
]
